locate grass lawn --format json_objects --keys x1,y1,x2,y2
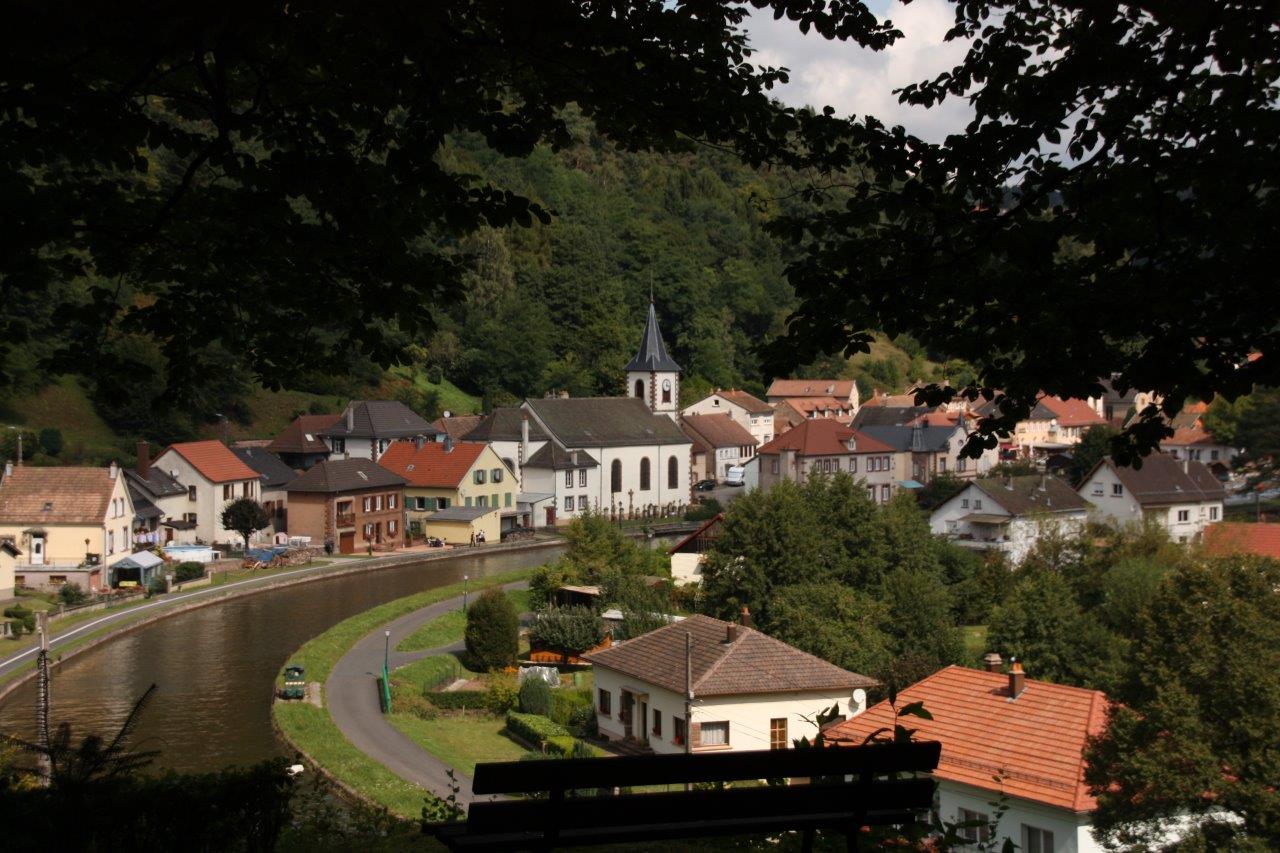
[
  {"x1": 385, "y1": 366, "x2": 480, "y2": 415},
  {"x1": 396, "y1": 588, "x2": 532, "y2": 653},
  {"x1": 390, "y1": 654, "x2": 480, "y2": 694},
  {"x1": 1, "y1": 374, "x2": 126, "y2": 464},
  {"x1": 389, "y1": 713, "x2": 533, "y2": 779},
  {"x1": 962, "y1": 625, "x2": 989, "y2": 662}
]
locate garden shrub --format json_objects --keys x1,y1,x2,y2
[
  {"x1": 567, "y1": 703, "x2": 597, "y2": 736},
  {"x1": 505, "y1": 712, "x2": 572, "y2": 749},
  {"x1": 4, "y1": 605, "x2": 35, "y2": 635},
  {"x1": 395, "y1": 693, "x2": 439, "y2": 720},
  {"x1": 518, "y1": 676, "x2": 551, "y2": 716},
  {"x1": 544, "y1": 736, "x2": 577, "y2": 757},
  {"x1": 483, "y1": 675, "x2": 519, "y2": 716},
  {"x1": 422, "y1": 690, "x2": 487, "y2": 710},
  {"x1": 464, "y1": 588, "x2": 518, "y2": 671},
  {"x1": 8, "y1": 619, "x2": 24, "y2": 638},
  {"x1": 549, "y1": 689, "x2": 590, "y2": 726},
  {"x1": 57, "y1": 583, "x2": 86, "y2": 605},
  {"x1": 3, "y1": 604, "x2": 30, "y2": 620},
  {"x1": 684, "y1": 497, "x2": 721, "y2": 522},
  {"x1": 528, "y1": 606, "x2": 604, "y2": 658},
  {"x1": 173, "y1": 561, "x2": 205, "y2": 583}
]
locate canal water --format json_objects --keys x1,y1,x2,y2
[{"x1": 0, "y1": 546, "x2": 565, "y2": 774}]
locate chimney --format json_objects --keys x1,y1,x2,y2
[
  {"x1": 3, "y1": 461, "x2": 11, "y2": 478},
  {"x1": 443, "y1": 435, "x2": 454, "y2": 454},
  {"x1": 345, "y1": 405, "x2": 354, "y2": 431},
  {"x1": 137, "y1": 441, "x2": 151, "y2": 478},
  {"x1": 724, "y1": 624, "x2": 738, "y2": 644},
  {"x1": 740, "y1": 606, "x2": 754, "y2": 629},
  {"x1": 414, "y1": 435, "x2": 425, "y2": 451},
  {"x1": 1008, "y1": 658, "x2": 1026, "y2": 699},
  {"x1": 571, "y1": 450, "x2": 579, "y2": 466},
  {"x1": 982, "y1": 652, "x2": 1003, "y2": 673},
  {"x1": 558, "y1": 389, "x2": 569, "y2": 399},
  {"x1": 109, "y1": 460, "x2": 119, "y2": 480},
  {"x1": 1182, "y1": 458, "x2": 1189, "y2": 473}
]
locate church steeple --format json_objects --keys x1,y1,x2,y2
[{"x1": 626, "y1": 299, "x2": 681, "y2": 418}]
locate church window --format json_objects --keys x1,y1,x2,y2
[
  {"x1": 611, "y1": 459, "x2": 622, "y2": 493},
  {"x1": 668, "y1": 455, "x2": 679, "y2": 488},
  {"x1": 640, "y1": 457, "x2": 651, "y2": 490}
]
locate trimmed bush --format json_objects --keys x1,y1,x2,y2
[
  {"x1": 505, "y1": 712, "x2": 572, "y2": 750},
  {"x1": 173, "y1": 561, "x2": 205, "y2": 583},
  {"x1": 465, "y1": 588, "x2": 518, "y2": 671},
  {"x1": 528, "y1": 606, "x2": 604, "y2": 657},
  {"x1": 421, "y1": 690, "x2": 487, "y2": 710},
  {"x1": 58, "y1": 583, "x2": 86, "y2": 605},
  {"x1": 568, "y1": 704, "x2": 597, "y2": 737},
  {"x1": 484, "y1": 675, "x2": 519, "y2": 716},
  {"x1": 544, "y1": 736, "x2": 577, "y2": 757},
  {"x1": 518, "y1": 676, "x2": 551, "y2": 716},
  {"x1": 549, "y1": 689, "x2": 590, "y2": 726}
]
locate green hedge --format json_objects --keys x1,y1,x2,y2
[
  {"x1": 549, "y1": 689, "x2": 591, "y2": 726},
  {"x1": 505, "y1": 712, "x2": 572, "y2": 748},
  {"x1": 422, "y1": 690, "x2": 488, "y2": 710}
]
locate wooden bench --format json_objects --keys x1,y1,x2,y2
[{"x1": 432, "y1": 741, "x2": 941, "y2": 851}]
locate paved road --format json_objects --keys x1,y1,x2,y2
[{"x1": 326, "y1": 581, "x2": 529, "y2": 805}]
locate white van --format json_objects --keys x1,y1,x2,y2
[{"x1": 724, "y1": 465, "x2": 746, "y2": 487}]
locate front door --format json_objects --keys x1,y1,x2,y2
[
  {"x1": 31, "y1": 536, "x2": 45, "y2": 565},
  {"x1": 621, "y1": 690, "x2": 633, "y2": 738},
  {"x1": 339, "y1": 531, "x2": 355, "y2": 554},
  {"x1": 545, "y1": 507, "x2": 556, "y2": 526},
  {"x1": 640, "y1": 701, "x2": 649, "y2": 744}
]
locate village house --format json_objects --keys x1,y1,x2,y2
[
  {"x1": 285, "y1": 458, "x2": 406, "y2": 553},
  {"x1": 771, "y1": 396, "x2": 856, "y2": 432},
  {"x1": 151, "y1": 440, "x2": 265, "y2": 547},
  {"x1": 1000, "y1": 395, "x2": 1107, "y2": 458},
  {"x1": 681, "y1": 389, "x2": 775, "y2": 446},
  {"x1": 1159, "y1": 427, "x2": 1238, "y2": 477},
  {"x1": 1202, "y1": 521, "x2": 1280, "y2": 561},
  {"x1": 826, "y1": 661, "x2": 1110, "y2": 853},
  {"x1": 0, "y1": 461, "x2": 136, "y2": 593},
  {"x1": 930, "y1": 474, "x2": 1090, "y2": 564},
  {"x1": 321, "y1": 400, "x2": 439, "y2": 462},
  {"x1": 266, "y1": 413, "x2": 341, "y2": 470},
  {"x1": 757, "y1": 419, "x2": 900, "y2": 504},
  {"x1": 584, "y1": 613, "x2": 875, "y2": 755},
  {"x1": 125, "y1": 441, "x2": 191, "y2": 546},
  {"x1": 461, "y1": 407, "x2": 549, "y2": 490},
  {"x1": 681, "y1": 414, "x2": 757, "y2": 482},
  {"x1": 377, "y1": 437, "x2": 517, "y2": 542},
  {"x1": 230, "y1": 446, "x2": 296, "y2": 535},
  {"x1": 669, "y1": 512, "x2": 722, "y2": 586},
  {"x1": 1077, "y1": 454, "x2": 1225, "y2": 543},
  {"x1": 518, "y1": 441, "x2": 599, "y2": 528},
  {"x1": 859, "y1": 413, "x2": 998, "y2": 485},
  {"x1": 430, "y1": 413, "x2": 485, "y2": 443},
  {"x1": 766, "y1": 378, "x2": 860, "y2": 412}
]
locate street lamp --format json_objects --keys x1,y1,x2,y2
[
  {"x1": 383, "y1": 629, "x2": 391, "y2": 674},
  {"x1": 463, "y1": 573, "x2": 469, "y2": 614}
]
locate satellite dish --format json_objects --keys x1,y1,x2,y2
[
  {"x1": 443, "y1": 409, "x2": 452, "y2": 419},
  {"x1": 852, "y1": 688, "x2": 867, "y2": 709}
]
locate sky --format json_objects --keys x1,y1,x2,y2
[{"x1": 744, "y1": 0, "x2": 973, "y2": 142}]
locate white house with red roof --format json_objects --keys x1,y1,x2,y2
[
  {"x1": 682, "y1": 388, "x2": 775, "y2": 447},
  {"x1": 1010, "y1": 395, "x2": 1108, "y2": 458},
  {"x1": 826, "y1": 661, "x2": 1110, "y2": 853},
  {"x1": 766, "y1": 378, "x2": 860, "y2": 412},
  {"x1": 152, "y1": 440, "x2": 265, "y2": 546},
  {"x1": 757, "y1": 419, "x2": 901, "y2": 503},
  {"x1": 1078, "y1": 454, "x2": 1225, "y2": 544},
  {"x1": 1160, "y1": 427, "x2": 1238, "y2": 477},
  {"x1": 377, "y1": 437, "x2": 520, "y2": 541}
]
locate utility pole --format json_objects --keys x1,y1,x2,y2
[
  {"x1": 36, "y1": 611, "x2": 51, "y2": 786},
  {"x1": 684, "y1": 632, "x2": 693, "y2": 791}
]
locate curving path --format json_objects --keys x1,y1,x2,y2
[{"x1": 325, "y1": 581, "x2": 529, "y2": 805}]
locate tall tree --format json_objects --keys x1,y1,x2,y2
[
  {"x1": 220, "y1": 498, "x2": 270, "y2": 553},
  {"x1": 1068, "y1": 424, "x2": 1120, "y2": 485},
  {"x1": 768, "y1": 583, "x2": 893, "y2": 678}
]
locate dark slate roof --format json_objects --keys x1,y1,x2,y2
[
  {"x1": 427, "y1": 506, "x2": 498, "y2": 522},
  {"x1": 971, "y1": 475, "x2": 1090, "y2": 516},
  {"x1": 462, "y1": 407, "x2": 549, "y2": 443},
  {"x1": 523, "y1": 442, "x2": 600, "y2": 470},
  {"x1": 323, "y1": 400, "x2": 440, "y2": 440},
  {"x1": 124, "y1": 466, "x2": 187, "y2": 498},
  {"x1": 624, "y1": 301, "x2": 681, "y2": 372},
  {"x1": 231, "y1": 447, "x2": 298, "y2": 490},
  {"x1": 860, "y1": 423, "x2": 959, "y2": 453},
  {"x1": 285, "y1": 459, "x2": 406, "y2": 494},
  {"x1": 430, "y1": 414, "x2": 485, "y2": 441},
  {"x1": 268, "y1": 414, "x2": 340, "y2": 455},
  {"x1": 853, "y1": 405, "x2": 932, "y2": 428},
  {"x1": 525, "y1": 397, "x2": 691, "y2": 447},
  {"x1": 128, "y1": 492, "x2": 163, "y2": 520},
  {"x1": 585, "y1": 614, "x2": 876, "y2": 697},
  {"x1": 1094, "y1": 454, "x2": 1226, "y2": 506}
]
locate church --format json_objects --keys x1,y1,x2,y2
[{"x1": 515, "y1": 301, "x2": 693, "y2": 524}]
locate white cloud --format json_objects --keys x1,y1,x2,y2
[{"x1": 744, "y1": 0, "x2": 973, "y2": 142}]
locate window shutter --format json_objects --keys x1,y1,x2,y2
[{"x1": 690, "y1": 722, "x2": 701, "y2": 748}]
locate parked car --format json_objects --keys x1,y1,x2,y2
[
  {"x1": 424, "y1": 536, "x2": 445, "y2": 548},
  {"x1": 694, "y1": 479, "x2": 717, "y2": 492}
]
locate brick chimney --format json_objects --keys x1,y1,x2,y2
[
  {"x1": 724, "y1": 624, "x2": 738, "y2": 644},
  {"x1": 982, "y1": 652, "x2": 1003, "y2": 673},
  {"x1": 740, "y1": 606, "x2": 753, "y2": 629},
  {"x1": 1008, "y1": 658, "x2": 1026, "y2": 699},
  {"x1": 137, "y1": 441, "x2": 151, "y2": 478},
  {"x1": 108, "y1": 460, "x2": 118, "y2": 480}
]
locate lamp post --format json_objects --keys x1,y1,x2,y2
[
  {"x1": 383, "y1": 629, "x2": 391, "y2": 674},
  {"x1": 462, "y1": 573, "x2": 469, "y2": 614}
]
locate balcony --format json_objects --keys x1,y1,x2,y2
[{"x1": 335, "y1": 512, "x2": 356, "y2": 528}]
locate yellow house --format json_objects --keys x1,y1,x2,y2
[
  {"x1": 377, "y1": 438, "x2": 516, "y2": 543},
  {"x1": 0, "y1": 461, "x2": 137, "y2": 593},
  {"x1": 0, "y1": 539, "x2": 20, "y2": 601}
]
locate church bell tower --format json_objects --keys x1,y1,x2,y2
[{"x1": 625, "y1": 299, "x2": 681, "y2": 420}]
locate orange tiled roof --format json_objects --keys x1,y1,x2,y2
[
  {"x1": 906, "y1": 411, "x2": 960, "y2": 427},
  {"x1": 163, "y1": 441, "x2": 261, "y2": 484},
  {"x1": 1203, "y1": 522, "x2": 1280, "y2": 560},
  {"x1": 1037, "y1": 396, "x2": 1106, "y2": 428},
  {"x1": 1160, "y1": 427, "x2": 1218, "y2": 447},
  {"x1": 825, "y1": 666, "x2": 1109, "y2": 812},
  {"x1": 0, "y1": 465, "x2": 122, "y2": 524},
  {"x1": 768, "y1": 379, "x2": 857, "y2": 399},
  {"x1": 759, "y1": 419, "x2": 893, "y2": 457},
  {"x1": 377, "y1": 440, "x2": 490, "y2": 488},
  {"x1": 681, "y1": 414, "x2": 756, "y2": 451}
]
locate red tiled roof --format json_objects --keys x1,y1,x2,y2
[
  {"x1": 681, "y1": 414, "x2": 756, "y2": 450},
  {"x1": 377, "y1": 440, "x2": 490, "y2": 488},
  {"x1": 1037, "y1": 396, "x2": 1106, "y2": 428},
  {"x1": 0, "y1": 466, "x2": 123, "y2": 524},
  {"x1": 163, "y1": 441, "x2": 260, "y2": 484},
  {"x1": 716, "y1": 389, "x2": 773, "y2": 415},
  {"x1": 768, "y1": 379, "x2": 857, "y2": 399},
  {"x1": 758, "y1": 419, "x2": 894, "y2": 457},
  {"x1": 825, "y1": 666, "x2": 1110, "y2": 812},
  {"x1": 779, "y1": 396, "x2": 851, "y2": 416},
  {"x1": 267, "y1": 414, "x2": 340, "y2": 455},
  {"x1": 1160, "y1": 427, "x2": 1218, "y2": 447},
  {"x1": 1203, "y1": 522, "x2": 1280, "y2": 560},
  {"x1": 906, "y1": 411, "x2": 960, "y2": 427}
]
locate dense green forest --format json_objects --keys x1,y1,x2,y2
[{"x1": 1, "y1": 109, "x2": 956, "y2": 462}]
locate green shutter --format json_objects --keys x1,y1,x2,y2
[{"x1": 465, "y1": 497, "x2": 472, "y2": 507}]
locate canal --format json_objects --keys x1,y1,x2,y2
[{"x1": 0, "y1": 546, "x2": 565, "y2": 774}]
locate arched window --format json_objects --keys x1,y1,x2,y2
[
  {"x1": 667, "y1": 455, "x2": 679, "y2": 488},
  {"x1": 639, "y1": 457, "x2": 651, "y2": 490},
  {"x1": 634, "y1": 379, "x2": 644, "y2": 399},
  {"x1": 611, "y1": 459, "x2": 622, "y2": 493}
]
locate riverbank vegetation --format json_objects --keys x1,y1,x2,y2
[{"x1": 395, "y1": 589, "x2": 531, "y2": 653}]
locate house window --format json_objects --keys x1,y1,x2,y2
[
  {"x1": 565, "y1": 470, "x2": 573, "y2": 488},
  {"x1": 957, "y1": 808, "x2": 990, "y2": 844},
  {"x1": 374, "y1": 495, "x2": 383, "y2": 511},
  {"x1": 668, "y1": 455, "x2": 679, "y2": 489},
  {"x1": 223, "y1": 484, "x2": 233, "y2": 500},
  {"x1": 611, "y1": 459, "x2": 622, "y2": 493},
  {"x1": 505, "y1": 493, "x2": 512, "y2": 507},
  {"x1": 1112, "y1": 483, "x2": 1123, "y2": 496},
  {"x1": 388, "y1": 494, "x2": 397, "y2": 509},
  {"x1": 107, "y1": 531, "x2": 114, "y2": 554},
  {"x1": 363, "y1": 523, "x2": 373, "y2": 538},
  {"x1": 1211, "y1": 450, "x2": 1220, "y2": 461},
  {"x1": 771, "y1": 459, "x2": 780, "y2": 475},
  {"x1": 639, "y1": 457, "x2": 651, "y2": 490},
  {"x1": 477, "y1": 496, "x2": 487, "y2": 508},
  {"x1": 880, "y1": 484, "x2": 891, "y2": 503},
  {"x1": 973, "y1": 499, "x2": 982, "y2": 510},
  {"x1": 866, "y1": 485, "x2": 875, "y2": 501},
  {"x1": 598, "y1": 689, "x2": 611, "y2": 716},
  {"x1": 1177, "y1": 509, "x2": 1190, "y2": 522},
  {"x1": 331, "y1": 438, "x2": 345, "y2": 453},
  {"x1": 770, "y1": 718, "x2": 788, "y2": 750},
  {"x1": 1210, "y1": 506, "x2": 1219, "y2": 520},
  {"x1": 563, "y1": 496, "x2": 573, "y2": 512},
  {"x1": 491, "y1": 492, "x2": 499, "y2": 507},
  {"x1": 700, "y1": 721, "x2": 729, "y2": 747},
  {"x1": 465, "y1": 496, "x2": 473, "y2": 507},
  {"x1": 492, "y1": 468, "x2": 503, "y2": 483},
  {"x1": 188, "y1": 485, "x2": 197, "y2": 502},
  {"x1": 653, "y1": 710, "x2": 662, "y2": 736},
  {"x1": 1092, "y1": 485, "x2": 1103, "y2": 496},
  {"x1": 673, "y1": 716, "x2": 686, "y2": 746},
  {"x1": 849, "y1": 457, "x2": 857, "y2": 473},
  {"x1": 1021, "y1": 825, "x2": 1054, "y2": 853},
  {"x1": 438, "y1": 498, "x2": 450, "y2": 509},
  {"x1": 634, "y1": 379, "x2": 644, "y2": 399},
  {"x1": 185, "y1": 512, "x2": 198, "y2": 524},
  {"x1": 377, "y1": 439, "x2": 389, "y2": 455},
  {"x1": 961, "y1": 498, "x2": 970, "y2": 508},
  {"x1": 577, "y1": 496, "x2": 587, "y2": 511},
  {"x1": 958, "y1": 457, "x2": 968, "y2": 473},
  {"x1": 474, "y1": 469, "x2": 487, "y2": 485},
  {"x1": 363, "y1": 497, "x2": 372, "y2": 512},
  {"x1": 388, "y1": 520, "x2": 397, "y2": 536},
  {"x1": 939, "y1": 458, "x2": 947, "y2": 472}
]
